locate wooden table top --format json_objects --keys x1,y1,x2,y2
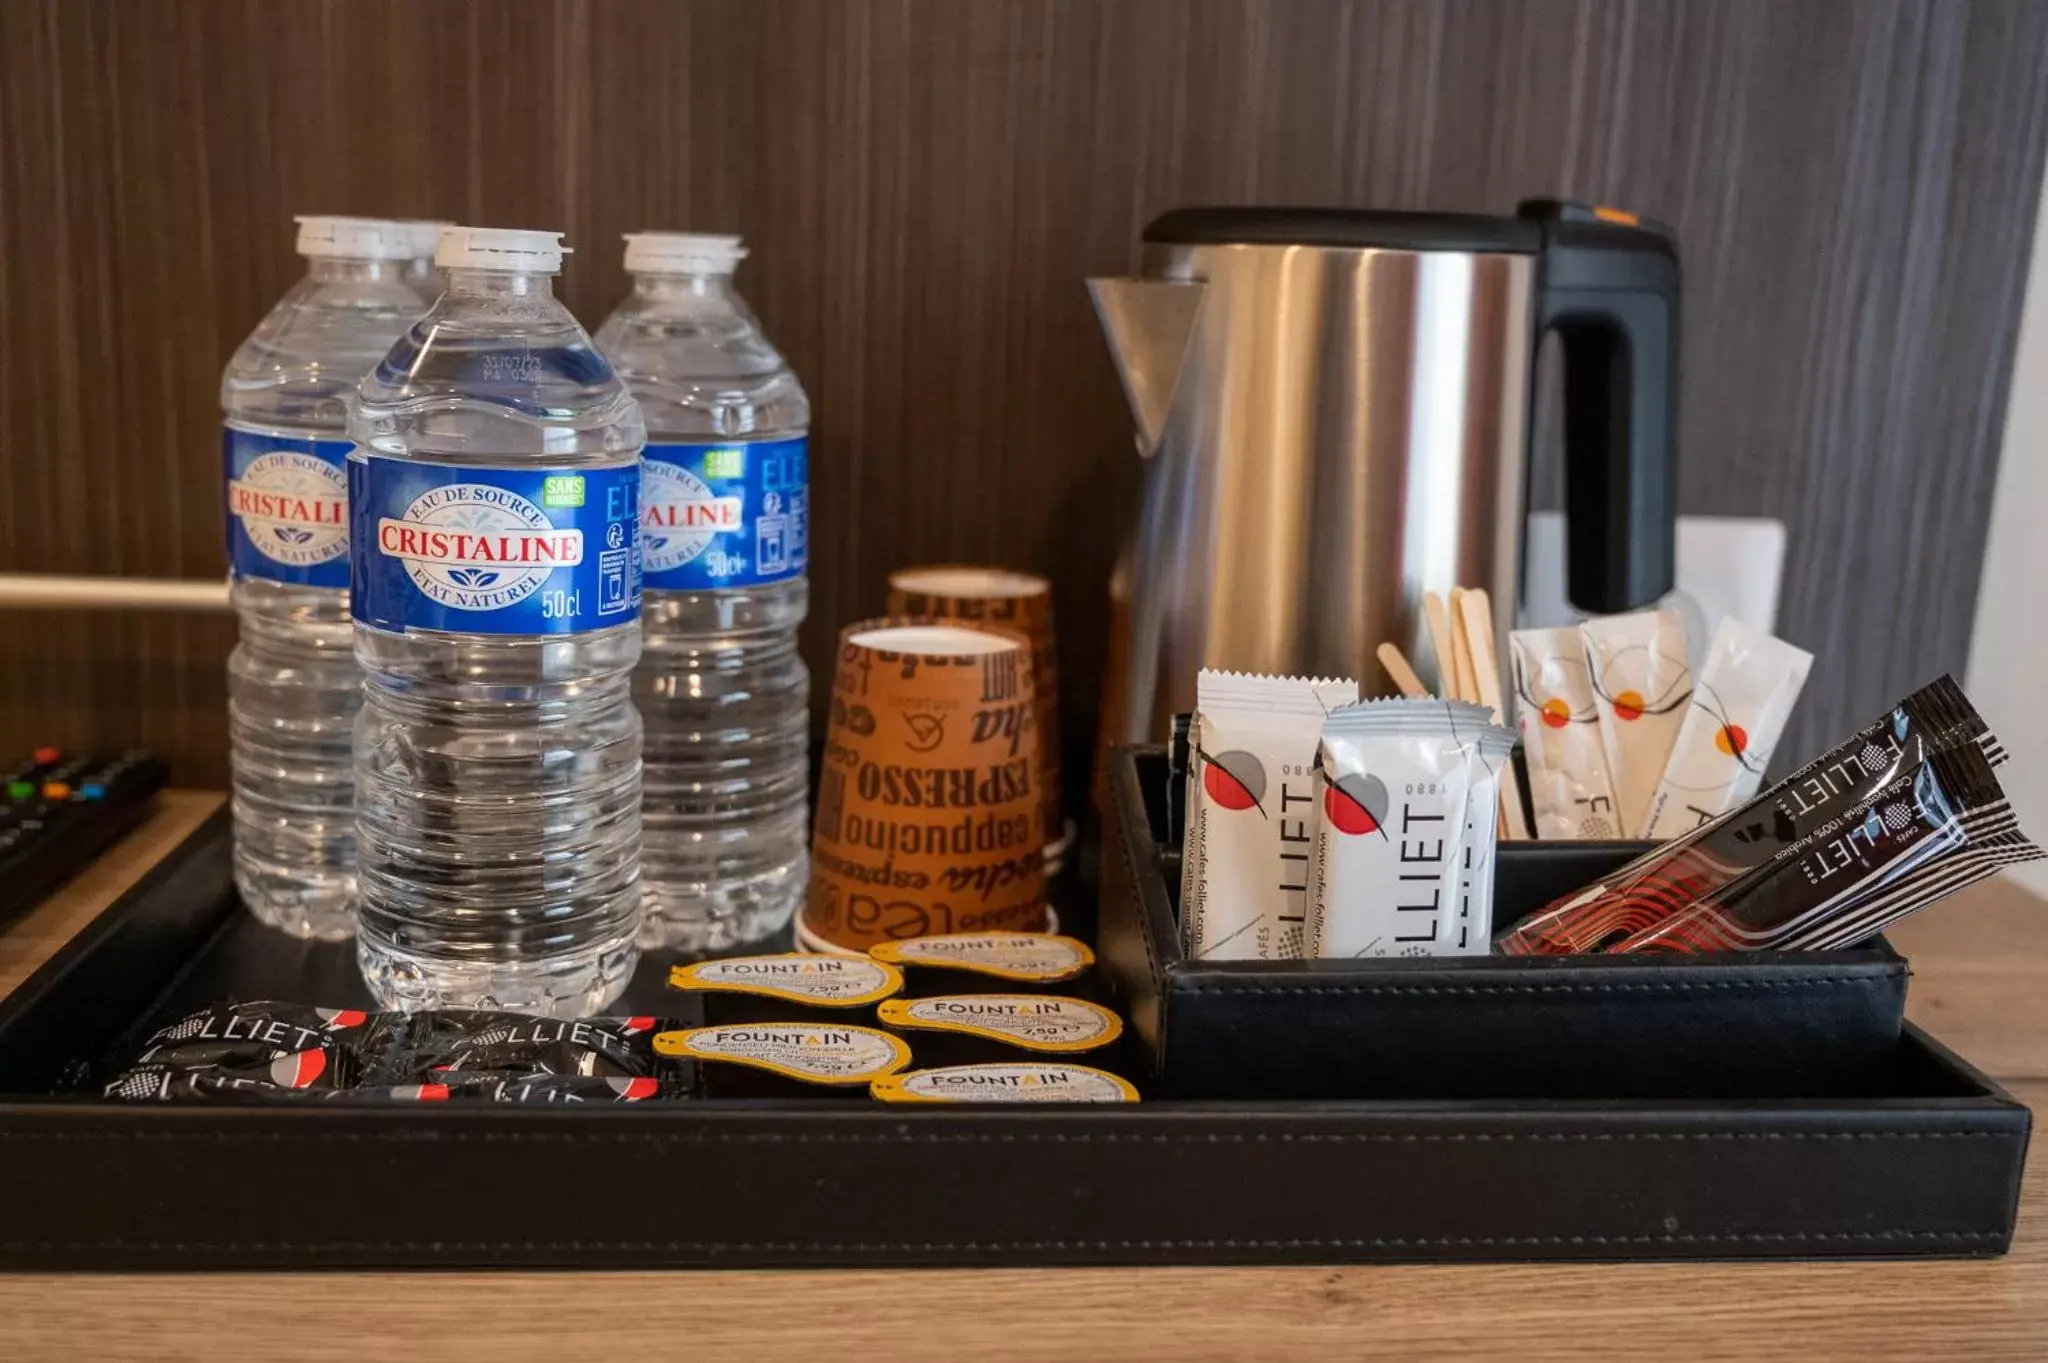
[{"x1": 0, "y1": 792, "x2": 2044, "y2": 1361}]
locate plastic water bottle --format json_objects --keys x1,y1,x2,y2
[
  {"x1": 595, "y1": 233, "x2": 811, "y2": 953},
  {"x1": 400, "y1": 220, "x2": 449, "y2": 293},
  {"x1": 350, "y1": 227, "x2": 646, "y2": 1014},
  {"x1": 222, "y1": 216, "x2": 428, "y2": 940}
]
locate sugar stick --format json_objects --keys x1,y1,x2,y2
[
  {"x1": 1458, "y1": 588, "x2": 1506, "y2": 719},
  {"x1": 1422, "y1": 592, "x2": 1457, "y2": 700},
  {"x1": 1447, "y1": 588, "x2": 1480, "y2": 704},
  {"x1": 1376, "y1": 642, "x2": 1429, "y2": 700},
  {"x1": 1457, "y1": 587, "x2": 1531, "y2": 841}
]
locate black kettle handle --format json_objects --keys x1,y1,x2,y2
[{"x1": 1518, "y1": 199, "x2": 1680, "y2": 615}]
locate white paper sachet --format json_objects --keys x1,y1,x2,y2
[
  {"x1": 1179, "y1": 670, "x2": 1360, "y2": 960},
  {"x1": 1510, "y1": 626, "x2": 1623, "y2": 839},
  {"x1": 1640, "y1": 617, "x2": 1813, "y2": 839},
  {"x1": 1581, "y1": 609, "x2": 1693, "y2": 836},
  {"x1": 1306, "y1": 698, "x2": 1515, "y2": 958}
]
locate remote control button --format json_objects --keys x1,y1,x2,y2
[
  {"x1": 32, "y1": 747, "x2": 59, "y2": 765},
  {"x1": 5, "y1": 781, "x2": 30, "y2": 801},
  {"x1": 79, "y1": 783, "x2": 105, "y2": 800},
  {"x1": 41, "y1": 782, "x2": 70, "y2": 801}
]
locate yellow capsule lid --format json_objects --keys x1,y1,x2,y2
[
  {"x1": 876, "y1": 994, "x2": 1122, "y2": 1054},
  {"x1": 872, "y1": 1062, "x2": 1139, "y2": 1104},
  {"x1": 669, "y1": 953, "x2": 902, "y2": 1007},
  {"x1": 654, "y1": 1023, "x2": 912, "y2": 1085},
  {"x1": 868, "y1": 932, "x2": 1094, "y2": 983}
]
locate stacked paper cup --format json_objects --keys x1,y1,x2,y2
[
  {"x1": 885, "y1": 567, "x2": 1069, "y2": 871},
  {"x1": 799, "y1": 619, "x2": 1050, "y2": 955}
]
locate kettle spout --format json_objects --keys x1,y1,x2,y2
[{"x1": 1087, "y1": 277, "x2": 1203, "y2": 456}]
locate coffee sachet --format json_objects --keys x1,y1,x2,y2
[
  {"x1": 1765, "y1": 789, "x2": 2042, "y2": 952},
  {"x1": 1607, "y1": 743, "x2": 2009, "y2": 953},
  {"x1": 425, "y1": 1073, "x2": 675, "y2": 1103},
  {"x1": 134, "y1": 1001, "x2": 378, "y2": 1070},
  {"x1": 1581, "y1": 609, "x2": 1692, "y2": 836},
  {"x1": 1640, "y1": 617, "x2": 1812, "y2": 838},
  {"x1": 1179, "y1": 671, "x2": 1358, "y2": 960},
  {"x1": 400, "y1": 1012, "x2": 666, "y2": 1080},
  {"x1": 105, "y1": 1068, "x2": 682, "y2": 1104},
  {"x1": 1498, "y1": 675, "x2": 1994, "y2": 955},
  {"x1": 1510, "y1": 626, "x2": 1622, "y2": 839},
  {"x1": 1165, "y1": 711, "x2": 1194, "y2": 850},
  {"x1": 1306, "y1": 699, "x2": 1515, "y2": 957},
  {"x1": 105, "y1": 1004, "x2": 687, "y2": 1102},
  {"x1": 103, "y1": 1047, "x2": 356, "y2": 1100}
]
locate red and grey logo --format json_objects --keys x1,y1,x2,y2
[
  {"x1": 267, "y1": 1049, "x2": 330, "y2": 1089},
  {"x1": 609, "y1": 1076, "x2": 660, "y2": 1101},
  {"x1": 391, "y1": 1084, "x2": 452, "y2": 1101},
  {"x1": 1199, "y1": 749, "x2": 1267, "y2": 816},
  {"x1": 315, "y1": 1008, "x2": 369, "y2": 1030},
  {"x1": 1324, "y1": 772, "x2": 1389, "y2": 837}
]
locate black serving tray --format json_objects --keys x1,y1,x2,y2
[
  {"x1": 1104, "y1": 746, "x2": 1912, "y2": 1101},
  {"x1": 0, "y1": 809, "x2": 2027, "y2": 1269}
]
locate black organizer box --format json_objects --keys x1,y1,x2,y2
[
  {"x1": 1103, "y1": 746, "x2": 1911, "y2": 1101},
  {"x1": 0, "y1": 808, "x2": 2027, "y2": 1269}
]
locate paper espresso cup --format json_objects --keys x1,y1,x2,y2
[
  {"x1": 887, "y1": 566, "x2": 1066, "y2": 863},
  {"x1": 802, "y1": 619, "x2": 1050, "y2": 953}
]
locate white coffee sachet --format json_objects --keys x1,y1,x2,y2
[
  {"x1": 1179, "y1": 670, "x2": 1359, "y2": 960},
  {"x1": 1509, "y1": 626, "x2": 1623, "y2": 839},
  {"x1": 1306, "y1": 698, "x2": 1515, "y2": 958},
  {"x1": 1581, "y1": 608, "x2": 1693, "y2": 836},
  {"x1": 1641, "y1": 617, "x2": 1813, "y2": 839}
]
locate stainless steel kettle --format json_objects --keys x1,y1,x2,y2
[{"x1": 1089, "y1": 200, "x2": 1680, "y2": 745}]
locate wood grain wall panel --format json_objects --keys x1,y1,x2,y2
[{"x1": 0, "y1": 0, "x2": 2043, "y2": 790}]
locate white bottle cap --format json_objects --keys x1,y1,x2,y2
[
  {"x1": 293, "y1": 216, "x2": 419, "y2": 262},
  {"x1": 623, "y1": 232, "x2": 747, "y2": 275},
  {"x1": 434, "y1": 226, "x2": 570, "y2": 273},
  {"x1": 401, "y1": 220, "x2": 452, "y2": 260}
]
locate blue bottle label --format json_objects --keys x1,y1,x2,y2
[
  {"x1": 348, "y1": 456, "x2": 643, "y2": 635},
  {"x1": 223, "y1": 428, "x2": 353, "y2": 588},
  {"x1": 640, "y1": 436, "x2": 808, "y2": 591}
]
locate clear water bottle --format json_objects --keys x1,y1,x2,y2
[
  {"x1": 400, "y1": 220, "x2": 449, "y2": 293},
  {"x1": 222, "y1": 216, "x2": 428, "y2": 940},
  {"x1": 594, "y1": 233, "x2": 811, "y2": 953},
  {"x1": 350, "y1": 227, "x2": 646, "y2": 1014}
]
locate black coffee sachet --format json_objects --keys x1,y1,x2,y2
[
  {"x1": 1498, "y1": 675, "x2": 1999, "y2": 955},
  {"x1": 134, "y1": 1001, "x2": 380, "y2": 1070},
  {"x1": 398, "y1": 1012, "x2": 667, "y2": 1080},
  {"x1": 104, "y1": 1050, "x2": 355, "y2": 1099},
  {"x1": 1605, "y1": 742, "x2": 2022, "y2": 953},
  {"x1": 104, "y1": 1003, "x2": 688, "y2": 1103}
]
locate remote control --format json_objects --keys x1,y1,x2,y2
[{"x1": 0, "y1": 748, "x2": 169, "y2": 928}]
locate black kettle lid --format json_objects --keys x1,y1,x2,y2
[{"x1": 1142, "y1": 206, "x2": 1543, "y2": 253}]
